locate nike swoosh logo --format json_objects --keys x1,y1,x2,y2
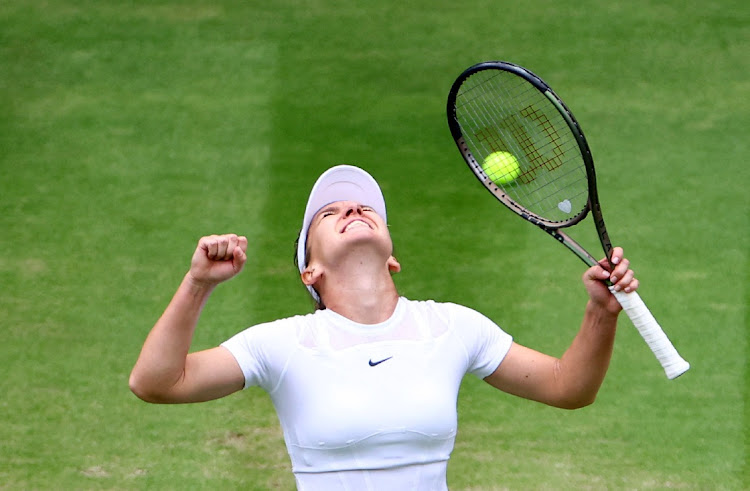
[{"x1": 368, "y1": 356, "x2": 393, "y2": 367}]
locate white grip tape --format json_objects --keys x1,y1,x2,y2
[{"x1": 610, "y1": 288, "x2": 690, "y2": 379}]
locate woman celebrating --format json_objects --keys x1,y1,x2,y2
[{"x1": 130, "y1": 165, "x2": 638, "y2": 490}]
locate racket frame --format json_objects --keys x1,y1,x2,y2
[
  {"x1": 447, "y1": 61, "x2": 612, "y2": 269},
  {"x1": 447, "y1": 61, "x2": 689, "y2": 379}
]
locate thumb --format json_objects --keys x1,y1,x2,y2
[
  {"x1": 232, "y1": 245, "x2": 247, "y2": 274},
  {"x1": 584, "y1": 263, "x2": 611, "y2": 283}
]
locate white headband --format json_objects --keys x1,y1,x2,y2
[{"x1": 296, "y1": 165, "x2": 387, "y2": 301}]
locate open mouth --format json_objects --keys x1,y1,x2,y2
[{"x1": 342, "y1": 220, "x2": 371, "y2": 233}]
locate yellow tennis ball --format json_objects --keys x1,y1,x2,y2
[{"x1": 482, "y1": 151, "x2": 521, "y2": 184}]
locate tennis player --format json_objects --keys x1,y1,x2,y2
[{"x1": 130, "y1": 165, "x2": 638, "y2": 490}]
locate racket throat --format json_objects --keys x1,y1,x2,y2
[
  {"x1": 543, "y1": 227, "x2": 599, "y2": 268},
  {"x1": 590, "y1": 200, "x2": 615, "y2": 269}
]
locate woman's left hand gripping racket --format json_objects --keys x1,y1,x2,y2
[{"x1": 447, "y1": 61, "x2": 689, "y2": 379}]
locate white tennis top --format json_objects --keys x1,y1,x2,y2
[{"x1": 221, "y1": 297, "x2": 512, "y2": 490}]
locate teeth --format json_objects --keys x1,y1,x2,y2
[{"x1": 344, "y1": 220, "x2": 369, "y2": 232}]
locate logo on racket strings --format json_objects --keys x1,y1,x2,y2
[{"x1": 558, "y1": 199, "x2": 572, "y2": 213}]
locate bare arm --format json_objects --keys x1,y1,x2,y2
[
  {"x1": 129, "y1": 234, "x2": 248, "y2": 404},
  {"x1": 484, "y1": 247, "x2": 638, "y2": 409}
]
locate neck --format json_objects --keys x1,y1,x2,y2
[{"x1": 318, "y1": 260, "x2": 400, "y2": 324}]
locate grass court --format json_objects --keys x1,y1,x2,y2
[{"x1": 1, "y1": 1, "x2": 747, "y2": 488}]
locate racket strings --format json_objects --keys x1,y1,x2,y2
[{"x1": 455, "y1": 70, "x2": 588, "y2": 222}]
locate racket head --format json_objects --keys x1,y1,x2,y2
[{"x1": 447, "y1": 61, "x2": 597, "y2": 229}]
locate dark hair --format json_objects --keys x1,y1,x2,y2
[{"x1": 293, "y1": 231, "x2": 326, "y2": 311}]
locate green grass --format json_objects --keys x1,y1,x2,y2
[{"x1": 1, "y1": 0, "x2": 747, "y2": 489}]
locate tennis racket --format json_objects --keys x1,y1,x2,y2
[{"x1": 447, "y1": 61, "x2": 689, "y2": 379}]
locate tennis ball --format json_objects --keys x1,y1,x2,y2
[{"x1": 482, "y1": 151, "x2": 521, "y2": 184}]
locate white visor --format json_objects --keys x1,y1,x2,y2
[{"x1": 297, "y1": 165, "x2": 387, "y2": 301}]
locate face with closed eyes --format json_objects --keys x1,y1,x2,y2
[{"x1": 302, "y1": 200, "x2": 400, "y2": 290}]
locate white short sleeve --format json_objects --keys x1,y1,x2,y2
[
  {"x1": 220, "y1": 318, "x2": 300, "y2": 391},
  {"x1": 445, "y1": 302, "x2": 513, "y2": 379}
]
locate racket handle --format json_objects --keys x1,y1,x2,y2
[{"x1": 610, "y1": 288, "x2": 690, "y2": 379}]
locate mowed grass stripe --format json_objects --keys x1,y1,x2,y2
[{"x1": 0, "y1": 31, "x2": 280, "y2": 486}]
